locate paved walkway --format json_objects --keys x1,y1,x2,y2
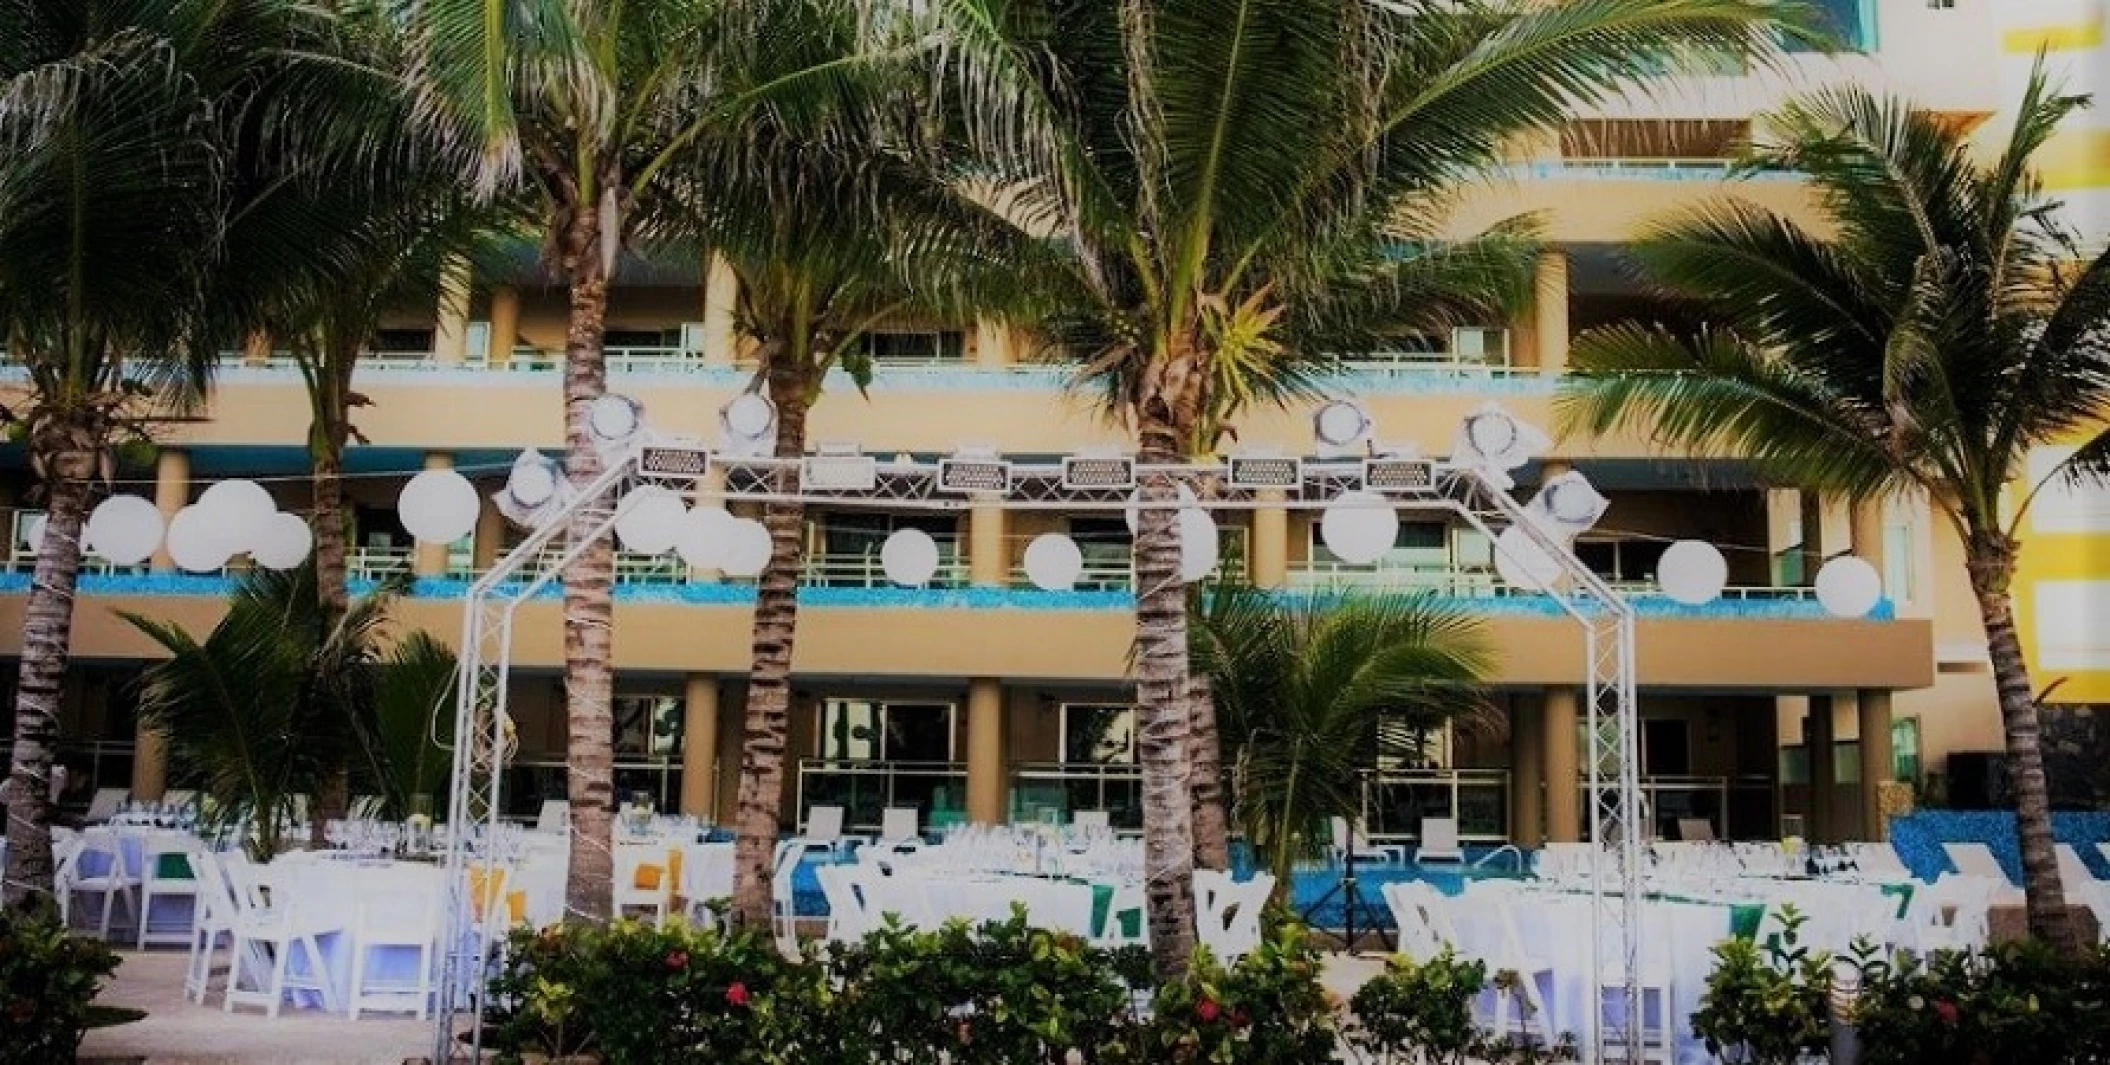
[{"x1": 79, "y1": 951, "x2": 431, "y2": 1065}]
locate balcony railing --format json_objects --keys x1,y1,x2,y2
[
  {"x1": 1584, "y1": 774, "x2": 1778, "y2": 842},
  {"x1": 1362, "y1": 768, "x2": 1514, "y2": 843},
  {"x1": 795, "y1": 759, "x2": 970, "y2": 834},
  {"x1": 1287, "y1": 560, "x2": 1821, "y2": 605},
  {"x1": 1505, "y1": 159, "x2": 1805, "y2": 183},
  {"x1": 1010, "y1": 761, "x2": 1143, "y2": 830}
]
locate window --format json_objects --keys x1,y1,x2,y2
[
  {"x1": 2026, "y1": 446, "x2": 2110, "y2": 533},
  {"x1": 372, "y1": 328, "x2": 436, "y2": 355},
  {"x1": 1574, "y1": 538, "x2": 1668, "y2": 584},
  {"x1": 860, "y1": 330, "x2": 965, "y2": 363},
  {"x1": 1642, "y1": 719, "x2": 1692, "y2": 777},
  {"x1": 1060, "y1": 705, "x2": 1136, "y2": 765},
  {"x1": 605, "y1": 327, "x2": 681, "y2": 350},
  {"x1": 1883, "y1": 521, "x2": 1916, "y2": 603},
  {"x1": 818, "y1": 699, "x2": 956, "y2": 762},
  {"x1": 2035, "y1": 582, "x2": 2110, "y2": 669},
  {"x1": 613, "y1": 695, "x2": 682, "y2": 758},
  {"x1": 1779, "y1": 745, "x2": 1809, "y2": 786},
  {"x1": 1892, "y1": 717, "x2": 1921, "y2": 783}
]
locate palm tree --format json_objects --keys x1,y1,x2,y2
[
  {"x1": 1192, "y1": 586, "x2": 1491, "y2": 901},
  {"x1": 934, "y1": 0, "x2": 1805, "y2": 973},
  {"x1": 370, "y1": 631, "x2": 461, "y2": 821},
  {"x1": 120, "y1": 567, "x2": 404, "y2": 861},
  {"x1": 1558, "y1": 68, "x2": 2110, "y2": 951},
  {"x1": 0, "y1": 0, "x2": 362, "y2": 911}
]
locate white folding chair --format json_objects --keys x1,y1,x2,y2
[
  {"x1": 815, "y1": 864, "x2": 875, "y2": 944},
  {"x1": 137, "y1": 836, "x2": 202, "y2": 948},
  {"x1": 1192, "y1": 869, "x2": 1272, "y2": 964},
  {"x1": 347, "y1": 872, "x2": 443, "y2": 1019},
  {"x1": 1330, "y1": 817, "x2": 1406, "y2": 864},
  {"x1": 1846, "y1": 841, "x2": 1912, "y2": 880},
  {"x1": 1899, "y1": 875, "x2": 1993, "y2": 956},
  {"x1": 184, "y1": 850, "x2": 242, "y2": 1004},
  {"x1": 682, "y1": 842, "x2": 735, "y2": 927},
  {"x1": 222, "y1": 867, "x2": 345, "y2": 1017},
  {"x1": 1379, "y1": 881, "x2": 1445, "y2": 961},
  {"x1": 64, "y1": 829, "x2": 141, "y2": 940},
  {"x1": 1942, "y1": 842, "x2": 2011, "y2": 883},
  {"x1": 535, "y1": 800, "x2": 571, "y2": 833},
  {"x1": 1417, "y1": 817, "x2": 1466, "y2": 865},
  {"x1": 772, "y1": 838, "x2": 806, "y2": 954},
  {"x1": 798, "y1": 804, "x2": 869, "y2": 859},
  {"x1": 612, "y1": 843, "x2": 677, "y2": 925},
  {"x1": 875, "y1": 807, "x2": 923, "y2": 852},
  {"x1": 1595, "y1": 903, "x2": 1675, "y2": 1065},
  {"x1": 83, "y1": 788, "x2": 128, "y2": 825}
]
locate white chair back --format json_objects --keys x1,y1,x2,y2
[
  {"x1": 1676, "y1": 818, "x2": 1716, "y2": 842},
  {"x1": 84, "y1": 788, "x2": 128, "y2": 824},
  {"x1": 536, "y1": 800, "x2": 571, "y2": 833},
  {"x1": 880, "y1": 807, "x2": 920, "y2": 843},
  {"x1": 1942, "y1": 842, "x2": 2010, "y2": 883},
  {"x1": 1193, "y1": 869, "x2": 1272, "y2": 963},
  {"x1": 1074, "y1": 810, "x2": 1112, "y2": 832},
  {"x1": 806, "y1": 805, "x2": 846, "y2": 844},
  {"x1": 815, "y1": 864, "x2": 873, "y2": 943},
  {"x1": 1380, "y1": 882, "x2": 1445, "y2": 960},
  {"x1": 1418, "y1": 817, "x2": 1464, "y2": 862}
]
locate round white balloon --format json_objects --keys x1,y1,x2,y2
[
  {"x1": 1656, "y1": 540, "x2": 1729, "y2": 605},
  {"x1": 251, "y1": 512, "x2": 313, "y2": 570},
  {"x1": 1815, "y1": 555, "x2": 1883, "y2": 618},
  {"x1": 614, "y1": 486, "x2": 687, "y2": 556},
  {"x1": 86, "y1": 496, "x2": 163, "y2": 566},
  {"x1": 166, "y1": 505, "x2": 236, "y2": 573},
  {"x1": 673, "y1": 506, "x2": 734, "y2": 569},
  {"x1": 881, "y1": 528, "x2": 942, "y2": 587},
  {"x1": 1179, "y1": 507, "x2": 1219, "y2": 583},
  {"x1": 1493, "y1": 524, "x2": 1564, "y2": 593},
  {"x1": 1320, "y1": 490, "x2": 1399, "y2": 565},
  {"x1": 197, "y1": 479, "x2": 277, "y2": 540},
  {"x1": 398, "y1": 469, "x2": 481, "y2": 545},
  {"x1": 1023, "y1": 533, "x2": 1085, "y2": 591},
  {"x1": 719, "y1": 518, "x2": 774, "y2": 578}
]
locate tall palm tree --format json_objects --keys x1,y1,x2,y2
[
  {"x1": 1559, "y1": 68, "x2": 2110, "y2": 951},
  {"x1": 661, "y1": 2, "x2": 1057, "y2": 929},
  {"x1": 1192, "y1": 585, "x2": 1491, "y2": 900},
  {"x1": 0, "y1": 0, "x2": 361, "y2": 911},
  {"x1": 933, "y1": 0, "x2": 1804, "y2": 973}
]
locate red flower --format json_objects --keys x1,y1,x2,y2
[
  {"x1": 1229, "y1": 1009, "x2": 1250, "y2": 1029},
  {"x1": 665, "y1": 950, "x2": 689, "y2": 972},
  {"x1": 725, "y1": 981, "x2": 750, "y2": 1007},
  {"x1": 1935, "y1": 1000, "x2": 1960, "y2": 1026},
  {"x1": 1196, "y1": 999, "x2": 1221, "y2": 1023}
]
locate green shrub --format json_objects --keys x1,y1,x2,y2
[
  {"x1": 1689, "y1": 905, "x2": 1833, "y2": 1065},
  {"x1": 1103, "y1": 923, "x2": 1339, "y2": 1065},
  {"x1": 0, "y1": 910, "x2": 121, "y2": 1065},
  {"x1": 1347, "y1": 948, "x2": 1486, "y2": 1064},
  {"x1": 1852, "y1": 942, "x2": 2110, "y2": 1065}
]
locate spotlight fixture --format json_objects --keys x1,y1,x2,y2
[
  {"x1": 1312, "y1": 399, "x2": 1374, "y2": 458},
  {"x1": 637, "y1": 439, "x2": 711, "y2": 482},
  {"x1": 1363, "y1": 454, "x2": 1437, "y2": 493},
  {"x1": 719, "y1": 392, "x2": 778, "y2": 457},
  {"x1": 1062, "y1": 450, "x2": 1136, "y2": 490},
  {"x1": 495, "y1": 449, "x2": 568, "y2": 527},
  {"x1": 802, "y1": 442, "x2": 878, "y2": 492},
  {"x1": 1228, "y1": 450, "x2": 1302, "y2": 490},
  {"x1": 587, "y1": 394, "x2": 644, "y2": 448},
  {"x1": 1531, "y1": 469, "x2": 1610, "y2": 535},
  {"x1": 938, "y1": 446, "x2": 1012, "y2": 494},
  {"x1": 1450, "y1": 402, "x2": 1550, "y2": 488}
]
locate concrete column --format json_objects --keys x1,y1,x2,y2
[
  {"x1": 1543, "y1": 687, "x2": 1582, "y2": 842},
  {"x1": 969, "y1": 501, "x2": 1009, "y2": 588},
  {"x1": 1806, "y1": 694, "x2": 1835, "y2": 842},
  {"x1": 1511, "y1": 693, "x2": 1546, "y2": 847},
  {"x1": 488, "y1": 286, "x2": 522, "y2": 367},
  {"x1": 680, "y1": 675, "x2": 721, "y2": 821},
  {"x1": 1533, "y1": 251, "x2": 1570, "y2": 377},
  {"x1": 702, "y1": 254, "x2": 740, "y2": 364},
  {"x1": 472, "y1": 494, "x2": 505, "y2": 572},
  {"x1": 150, "y1": 449, "x2": 190, "y2": 572},
  {"x1": 131, "y1": 723, "x2": 167, "y2": 801},
  {"x1": 974, "y1": 318, "x2": 1014, "y2": 367},
  {"x1": 1250, "y1": 489, "x2": 1289, "y2": 590},
  {"x1": 433, "y1": 256, "x2": 473, "y2": 363},
  {"x1": 414, "y1": 453, "x2": 453, "y2": 577},
  {"x1": 967, "y1": 678, "x2": 1006, "y2": 824},
  {"x1": 1858, "y1": 689, "x2": 1894, "y2": 841}
]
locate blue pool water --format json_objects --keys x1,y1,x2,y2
[{"x1": 781, "y1": 844, "x2": 1527, "y2": 931}]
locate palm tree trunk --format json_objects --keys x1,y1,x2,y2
[
  {"x1": 1135, "y1": 381, "x2": 1199, "y2": 974},
  {"x1": 1188, "y1": 670, "x2": 1231, "y2": 871},
  {"x1": 559, "y1": 205, "x2": 617, "y2": 923},
  {"x1": 1968, "y1": 531, "x2": 2078, "y2": 953},
  {"x1": 730, "y1": 353, "x2": 811, "y2": 930},
  {"x1": 309, "y1": 354, "x2": 354, "y2": 848},
  {"x1": 2, "y1": 446, "x2": 94, "y2": 915}
]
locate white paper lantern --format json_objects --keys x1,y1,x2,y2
[
  {"x1": 1023, "y1": 533, "x2": 1085, "y2": 591},
  {"x1": 197, "y1": 479, "x2": 277, "y2": 540},
  {"x1": 614, "y1": 486, "x2": 687, "y2": 556},
  {"x1": 1125, "y1": 482, "x2": 1199, "y2": 535},
  {"x1": 1656, "y1": 540, "x2": 1729, "y2": 605},
  {"x1": 1180, "y1": 507, "x2": 1219, "y2": 583},
  {"x1": 166, "y1": 505, "x2": 236, "y2": 573},
  {"x1": 251, "y1": 512, "x2": 314, "y2": 570},
  {"x1": 1319, "y1": 490, "x2": 1399, "y2": 565},
  {"x1": 1493, "y1": 523, "x2": 1564, "y2": 593},
  {"x1": 86, "y1": 496, "x2": 163, "y2": 566},
  {"x1": 1815, "y1": 555, "x2": 1883, "y2": 619},
  {"x1": 398, "y1": 469, "x2": 481, "y2": 545},
  {"x1": 881, "y1": 528, "x2": 942, "y2": 587},
  {"x1": 719, "y1": 518, "x2": 774, "y2": 578},
  {"x1": 674, "y1": 506, "x2": 734, "y2": 569}
]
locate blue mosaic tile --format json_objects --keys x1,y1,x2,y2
[{"x1": 1887, "y1": 810, "x2": 2110, "y2": 882}]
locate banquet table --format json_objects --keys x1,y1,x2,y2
[
  {"x1": 257, "y1": 857, "x2": 445, "y2": 1014},
  {"x1": 891, "y1": 870, "x2": 1141, "y2": 940}
]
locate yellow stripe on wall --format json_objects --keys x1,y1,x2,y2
[
  {"x1": 2004, "y1": 22, "x2": 2104, "y2": 52},
  {"x1": 2029, "y1": 129, "x2": 2110, "y2": 191}
]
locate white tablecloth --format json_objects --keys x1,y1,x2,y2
[{"x1": 257, "y1": 858, "x2": 443, "y2": 1014}]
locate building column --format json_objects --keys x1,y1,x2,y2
[
  {"x1": 131, "y1": 724, "x2": 167, "y2": 801},
  {"x1": 150, "y1": 449, "x2": 190, "y2": 572},
  {"x1": 1533, "y1": 250, "x2": 1570, "y2": 377},
  {"x1": 1511, "y1": 693, "x2": 1546, "y2": 848},
  {"x1": 1806, "y1": 695, "x2": 1836, "y2": 843},
  {"x1": 472, "y1": 493, "x2": 505, "y2": 572},
  {"x1": 414, "y1": 453, "x2": 453, "y2": 577},
  {"x1": 1859, "y1": 689, "x2": 1894, "y2": 842},
  {"x1": 1543, "y1": 687, "x2": 1581, "y2": 842},
  {"x1": 969, "y1": 501, "x2": 1009, "y2": 588},
  {"x1": 1250, "y1": 489, "x2": 1289, "y2": 590},
  {"x1": 974, "y1": 318, "x2": 1014, "y2": 367},
  {"x1": 680, "y1": 675, "x2": 721, "y2": 821},
  {"x1": 702, "y1": 254, "x2": 740, "y2": 364},
  {"x1": 433, "y1": 256, "x2": 473, "y2": 363},
  {"x1": 488, "y1": 286, "x2": 522, "y2": 368},
  {"x1": 967, "y1": 678, "x2": 1006, "y2": 825}
]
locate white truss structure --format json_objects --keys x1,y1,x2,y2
[{"x1": 433, "y1": 449, "x2": 1641, "y2": 1063}]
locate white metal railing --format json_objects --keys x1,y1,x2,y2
[
  {"x1": 1286, "y1": 560, "x2": 1822, "y2": 602},
  {"x1": 1362, "y1": 768, "x2": 1514, "y2": 842},
  {"x1": 802, "y1": 549, "x2": 970, "y2": 589}
]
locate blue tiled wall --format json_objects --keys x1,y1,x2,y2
[{"x1": 1888, "y1": 810, "x2": 2110, "y2": 882}]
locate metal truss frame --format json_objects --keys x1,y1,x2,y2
[{"x1": 434, "y1": 450, "x2": 1640, "y2": 1063}]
